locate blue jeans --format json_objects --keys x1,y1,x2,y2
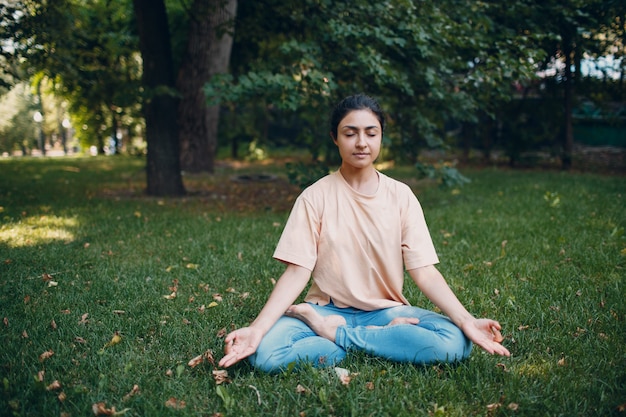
[{"x1": 249, "y1": 302, "x2": 472, "y2": 373}]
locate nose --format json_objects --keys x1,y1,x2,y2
[{"x1": 356, "y1": 133, "x2": 367, "y2": 148}]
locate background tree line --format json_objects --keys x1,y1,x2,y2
[{"x1": 0, "y1": 0, "x2": 624, "y2": 195}]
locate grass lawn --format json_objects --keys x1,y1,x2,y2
[{"x1": 0, "y1": 156, "x2": 624, "y2": 417}]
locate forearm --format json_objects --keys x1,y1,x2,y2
[
  {"x1": 249, "y1": 264, "x2": 311, "y2": 334},
  {"x1": 409, "y1": 265, "x2": 474, "y2": 327}
]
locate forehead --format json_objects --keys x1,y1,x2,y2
[{"x1": 339, "y1": 109, "x2": 381, "y2": 129}]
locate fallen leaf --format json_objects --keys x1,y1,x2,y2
[
  {"x1": 334, "y1": 367, "x2": 351, "y2": 385},
  {"x1": 58, "y1": 391, "x2": 67, "y2": 402},
  {"x1": 216, "y1": 328, "x2": 227, "y2": 338},
  {"x1": 37, "y1": 370, "x2": 45, "y2": 382},
  {"x1": 212, "y1": 369, "x2": 230, "y2": 385},
  {"x1": 163, "y1": 292, "x2": 177, "y2": 300},
  {"x1": 164, "y1": 397, "x2": 186, "y2": 409},
  {"x1": 165, "y1": 369, "x2": 173, "y2": 377},
  {"x1": 51, "y1": 320, "x2": 57, "y2": 330},
  {"x1": 46, "y1": 380, "x2": 62, "y2": 391},
  {"x1": 42, "y1": 273, "x2": 53, "y2": 282},
  {"x1": 104, "y1": 332, "x2": 122, "y2": 348},
  {"x1": 188, "y1": 354, "x2": 204, "y2": 368},
  {"x1": 557, "y1": 357, "x2": 566, "y2": 366},
  {"x1": 78, "y1": 313, "x2": 89, "y2": 325},
  {"x1": 507, "y1": 403, "x2": 519, "y2": 411},
  {"x1": 24, "y1": 295, "x2": 31, "y2": 304},
  {"x1": 74, "y1": 336, "x2": 87, "y2": 344},
  {"x1": 208, "y1": 301, "x2": 219, "y2": 308},
  {"x1": 185, "y1": 263, "x2": 199, "y2": 270},
  {"x1": 486, "y1": 403, "x2": 501, "y2": 411},
  {"x1": 2, "y1": 317, "x2": 7, "y2": 327},
  {"x1": 48, "y1": 281, "x2": 59, "y2": 287},
  {"x1": 39, "y1": 350, "x2": 54, "y2": 362},
  {"x1": 198, "y1": 304, "x2": 206, "y2": 312},
  {"x1": 295, "y1": 384, "x2": 309, "y2": 394},
  {"x1": 122, "y1": 384, "x2": 140, "y2": 401},
  {"x1": 92, "y1": 402, "x2": 115, "y2": 415},
  {"x1": 240, "y1": 292, "x2": 250, "y2": 299},
  {"x1": 212, "y1": 293, "x2": 223, "y2": 302},
  {"x1": 113, "y1": 310, "x2": 126, "y2": 315},
  {"x1": 22, "y1": 330, "x2": 28, "y2": 338},
  {"x1": 518, "y1": 325, "x2": 529, "y2": 331},
  {"x1": 365, "y1": 381, "x2": 375, "y2": 390}
]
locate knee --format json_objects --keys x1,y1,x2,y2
[
  {"x1": 440, "y1": 325, "x2": 472, "y2": 362},
  {"x1": 248, "y1": 350, "x2": 292, "y2": 374}
]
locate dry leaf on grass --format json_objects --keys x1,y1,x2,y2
[
  {"x1": 334, "y1": 367, "x2": 355, "y2": 385},
  {"x1": 46, "y1": 380, "x2": 62, "y2": 391},
  {"x1": 122, "y1": 385, "x2": 140, "y2": 402},
  {"x1": 164, "y1": 397, "x2": 186, "y2": 409},
  {"x1": 295, "y1": 384, "x2": 310, "y2": 394},
  {"x1": 212, "y1": 369, "x2": 230, "y2": 385},
  {"x1": 92, "y1": 402, "x2": 115, "y2": 415},
  {"x1": 104, "y1": 332, "x2": 122, "y2": 348},
  {"x1": 78, "y1": 313, "x2": 89, "y2": 325},
  {"x1": 39, "y1": 350, "x2": 54, "y2": 362},
  {"x1": 188, "y1": 350, "x2": 215, "y2": 368}
]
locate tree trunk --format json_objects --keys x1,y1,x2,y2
[
  {"x1": 178, "y1": 0, "x2": 237, "y2": 173},
  {"x1": 133, "y1": 0, "x2": 185, "y2": 196},
  {"x1": 562, "y1": 38, "x2": 574, "y2": 171}
]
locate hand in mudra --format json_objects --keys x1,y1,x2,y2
[
  {"x1": 461, "y1": 318, "x2": 510, "y2": 357},
  {"x1": 219, "y1": 326, "x2": 264, "y2": 368}
]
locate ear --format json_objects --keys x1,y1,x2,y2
[{"x1": 330, "y1": 132, "x2": 338, "y2": 145}]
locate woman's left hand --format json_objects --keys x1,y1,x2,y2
[{"x1": 461, "y1": 318, "x2": 510, "y2": 356}]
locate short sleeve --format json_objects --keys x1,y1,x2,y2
[
  {"x1": 272, "y1": 194, "x2": 320, "y2": 271},
  {"x1": 401, "y1": 188, "x2": 439, "y2": 270}
]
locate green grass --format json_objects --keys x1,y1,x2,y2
[{"x1": 1, "y1": 156, "x2": 624, "y2": 417}]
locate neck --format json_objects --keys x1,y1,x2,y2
[{"x1": 339, "y1": 165, "x2": 379, "y2": 194}]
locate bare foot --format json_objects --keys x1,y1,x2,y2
[
  {"x1": 367, "y1": 317, "x2": 420, "y2": 329},
  {"x1": 286, "y1": 303, "x2": 346, "y2": 342}
]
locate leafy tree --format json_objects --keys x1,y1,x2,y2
[{"x1": 207, "y1": 0, "x2": 543, "y2": 163}]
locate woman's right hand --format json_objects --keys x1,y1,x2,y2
[{"x1": 218, "y1": 326, "x2": 264, "y2": 368}]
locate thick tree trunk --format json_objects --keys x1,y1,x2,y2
[
  {"x1": 133, "y1": 0, "x2": 185, "y2": 196},
  {"x1": 178, "y1": 0, "x2": 237, "y2": 173}
]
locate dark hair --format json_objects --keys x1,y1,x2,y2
[{"x1": 330, "y1": 94, "x2": 385, "y2": 139}]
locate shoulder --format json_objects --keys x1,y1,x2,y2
[
  {"x1": 300, "y1": 171, "x2": 341, "y2": 198},
  {"x1": 379, "y1": 172, "x2": 415, "y2": 197}
]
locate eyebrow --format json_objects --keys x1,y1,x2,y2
[{"x1": 341, "y1": 125, "x2": 380, "y2": 130}]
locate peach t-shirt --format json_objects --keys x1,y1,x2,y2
[{"x1": 273, "y1": 170, "x2": 439, "y2": 311}]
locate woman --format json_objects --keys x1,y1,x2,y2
[{"x1": 219, "y1": 94, "x2": 510, "y2": 373}]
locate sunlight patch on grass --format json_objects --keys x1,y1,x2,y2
[{"x1": 0, "y1": 215, "x2": 78, "y2": 247}]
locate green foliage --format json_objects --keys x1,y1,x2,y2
[
  {"x1": 285, "y1": 161, "x2": 330, "y2": 189},
  {"x1": 0, "y1": 157, "x2": 624, "y2": 416},
  {"x1": 207, "y1": 0, "x2": 549, "y2": 161},
  {"x1": 415, "y1": 161, "x2": 471, "y2": 189}
]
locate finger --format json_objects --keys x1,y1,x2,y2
[
  {"x1": 491, "y1": 327, "x2": 504, "y2": 343},
  {"x1": 224, "y1": 331, "x2": 237, "y2": 344}
]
